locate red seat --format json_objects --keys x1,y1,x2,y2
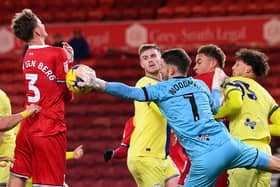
[
  {"x1": 226, "y1": 0, "x2": 246, "y2": 16},
  {"x1": 263, "y1": 0, "x2": 280, "y2": 14},
  {"x1": 207, "y1": 2, "x2": 227, "y2": 17},
  {"x1": 121, "y1": 9, "x2": 139, "y2": 20},
  {"x1": 139, "y1": 8, "x2": 156, "y2": 20},
  {"x1": 173, "y1": 6, "x2": 192, "y2": 18},
  {"x1": 157, "y1": 6, "x2": 174, "y2": 19},
  {"x1": 191, "y1": 3, "x2": 209, "y2": 17},
  {"x1": 87, "y1": 9, "x2": 104, "y2": 21}
]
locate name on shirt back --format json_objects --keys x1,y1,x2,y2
[
  {"x1": 23, "y1": 60, "x2": 56, "y2": 80},
  {"x1": 169, "y1": 79, "x2": 204, "y2": 95}
]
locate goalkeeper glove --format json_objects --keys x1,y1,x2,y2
[
  {"x1": 76, "y1": 67, "x2": 106, "y2": 91},
  {"x1": 104, "y1": 149, "x2": 114, "y2": 162}
]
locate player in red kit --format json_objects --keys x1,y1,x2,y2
[
  {"x1": 193, "y1": 44, "x2": 228, "y2": 187},
  {"x1": 10, "y1": 9, "x2": 74, "y2": 187}
]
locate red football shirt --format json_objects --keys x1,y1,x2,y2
[
  {"x1": 21, "y1": 45, "x2": 70, "y2": 136},
  {"x1": 194, "y1": 71, "x2": 215, "y2": 90}
]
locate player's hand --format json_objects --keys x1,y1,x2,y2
[
  {"x1": 103, "y1": 149, "x2": 114, "y2": 162},
  {"x1": 26, "y1": 104, "x2": 41, "y2": 115},
  {"x1": 0, "y1": 156, "x2": 14, "y2": 167},
  {"x1": 76, "y1": 65, "x2": 96, "y2": 87},
  {"x1": 76, "y1": 67, "x2": 106, "y2": 91},
  {"x1": 62, "y1": 42, "x2": 74, "y2": 63},
  {"x1": 73, "y1": 145, "x2": 84, "y2": 159}
]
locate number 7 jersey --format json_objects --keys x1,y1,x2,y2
[
  {"x1": 143, "y1": 76, "x2": 230, "y2": 158},
  {"x1": 22, "y1": 45, "x2": 70, "y2": 136}
]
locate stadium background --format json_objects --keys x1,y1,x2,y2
[{"x1": 0, "y1": 0, "x2": 280, "y2": 186}]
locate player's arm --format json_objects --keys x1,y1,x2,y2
[
  {"x1": 268, "y1": 106, "x2": 280, "y2": 136},
  {"x1": 210, "y1": 89, "x2": 222, "y2": 115},
  {"x1": 0, "y1": 156, "x2": 14, "y2": 167},
  {"x1": 0, "y1": 104, "x2": 41, "y2": 131},
  {"x1": 104, "y1": 145, "x2": 129, "y2": 162},
  {"x1": 62, "y1": 42, "x2": 74, "y2": 63},
  {"x1": 66, "y1": 145, "x2": 84, "y2": 160},
  {"x1": 214, "y1": 89, "x2": 243, "y2": 119},
  {"x1": 77, "y1": 69, "x2": 155, "y2": 101}
]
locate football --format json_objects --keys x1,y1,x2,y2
[{"x1": 66, "y1": 64, "x2": 94, "y2": 95}]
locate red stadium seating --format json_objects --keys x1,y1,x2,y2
[{"x1": 1, "y1": 0, "x2": 279, "y2": 24}]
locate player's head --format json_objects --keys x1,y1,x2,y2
[
  {"x1": 232, "y1": 48, "x2": 269, "y2": 78},
  {"x1": 11, "y1": 9, "x2": 48, "y2": 43},
  {"x1": 194, "y1": 44, "x2": 226, "y2": 75},
  {"x1": 160, "y1": 48, "x2": 192, "y2": 80},
  {"x1": 138, "y1": 44, "x2": 162, "y2": 77}
]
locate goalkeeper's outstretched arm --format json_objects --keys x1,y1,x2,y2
[{"x1": 77, "y1": 69, "x2": 147, "y2": 101}]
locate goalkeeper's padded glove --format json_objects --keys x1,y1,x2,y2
[
  {"x1": 104, "y1": 149, "x2": 114, "y2": 162},
  {"x1": 76, "y1": 67, "x2": 106, "y2": 91}
]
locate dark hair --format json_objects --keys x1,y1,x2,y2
[
  {"x1": 235, "y1": 48, "x2": 269, "y2": 77},
  {"x1": 161, "y1": 48, "x2": 192, "y2": 75},
  {"x1": 138, "y1": 44, "x2": 161, "y2": 56},
  {"x1": 11, "y1": 9, "x2": 38, "y2": 42},
  {"x1": 197, "y1": 44, "x2": 226, "y2": 68}
]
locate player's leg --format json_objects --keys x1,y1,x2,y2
[
  {"x1": 165, "y1": 156, "x2": 180, "y2": 187},
  {"x1": 7, "y1": 175, "x2": 26, "y2": 187},
  {"x1": 228, "y1": 141, "x2": 271, "y2": 187},
  {"x1": 228, "y1": 168, "x2": 259, "y2": 187},
  {"x1": 256, "y1": 170, "x2": 272, "y2": 187},
  {"x1": 185, "y1": 138, "x2": 241, "y2": 187},
  {"x1": 8, "y1": 130, "x2": 31, "y2": 187},
  {"x1": 31, "y1": 133, "x2": 66, "y2": 186},
  {"x1": 0, "y1": 159, "x2": 11, "y2": 187},
  {"x1": 25, "y1": 178, "x2": 32, "y2": 187}
]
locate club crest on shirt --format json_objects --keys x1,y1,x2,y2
[{"x1": 244, "y1": 118, "x2": 256, "y2": 129}]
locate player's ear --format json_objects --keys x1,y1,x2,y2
[
  {"x1": 170, "y1": 65, "x2": 176, "y2": 76},
  {"x1": 33, "y1": 27, "x2": 41, "y2": 37},
  {"x1": 245, "y1": 65, "x2": 253, "y2": 74},
  {"x1": 210, "y1": 59, "x2": 218, "y2": 69}
]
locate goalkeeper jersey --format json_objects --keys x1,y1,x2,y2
[
  {"x1": 222, "y1": 76, "x2": 278, "y2": 143},
  {"x1": 128, "y1": 76, "x2": 170, "y2": 159}
]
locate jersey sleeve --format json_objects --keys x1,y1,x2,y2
[
  {"x1": 105, "y1": 82, "x2": 147, "y2": 101},
  {"x1": 214, "y1": 78, "x2": 243, "y2": 119},
  {"x1": 55, "y1": 48, "x2": 69, "y2": 80},
  {"x1": 55, "y1": 48, "x2": 73, "y2": 101},
  {"x1": 268, "y1": 106, "x2": 280, "y2": 136},
  {"x1": 120, "y1": 117, "x2": 135, "y2": 145},
  {"x1": 113, "y1": 117, "x2": 134, "y2": 159},
  {"x1": 144, "y1": 82, "x2": 165, "y2": 102}
]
